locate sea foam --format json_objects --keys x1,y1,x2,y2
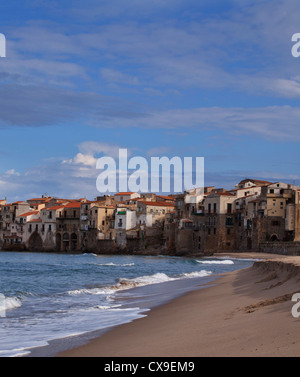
[{"x1": 197, "y1": 259, "x2": 234, "y2": 265}]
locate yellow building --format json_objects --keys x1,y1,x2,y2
[{"x1": 89, "y1": 204, "x2": 116, "y2": 240}]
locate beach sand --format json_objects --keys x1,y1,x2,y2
[{"x1": 57, "y1": 253, "x2": 300, "y2": 357}]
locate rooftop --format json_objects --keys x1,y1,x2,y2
[{"x1": 138, "y1": 201, "x2": 175, "y2": 207}]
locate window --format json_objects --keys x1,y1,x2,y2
[
  {"x1": 270, "y1": 189, "x2": 274, "y2": 194},
  {"x1": 227, "y1": 203, "x2": 232, "y2": 214},
  {"x1": 49, "y1": 225, "x2": 52, "y2": 231},
  {"x1": 272, "y1": 221, "x2": 280, "y2": 226},
  {"x1": 226, "y1": 217, "x2": 233, "y2": 226},
  {"x1": 42, "y1": 224, "x2": 45, "y2": 232},
  {"x1": 208, "y1": 203, "x2": 211, "y2": 213},
  {"x1": 213, "y1": 203, "x2": 217, "y2": 213}
]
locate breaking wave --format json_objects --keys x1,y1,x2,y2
[
  {"x1": 1, "y1": 296, "x2": 22, "y2": 312},
  {"x1": 196, "y1": 259, "x2": 234, "y2": 265},
  {"x1": 97, "y1": 263, "x2": 135, "y2": 267},
  {"x1": 67, "y1": 270, "x2": 212, "y2": 297}
]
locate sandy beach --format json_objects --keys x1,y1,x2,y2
[{"x1": 57, "y1": 253, "x2": 300, "y2": 357}]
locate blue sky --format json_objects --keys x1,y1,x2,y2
[{"x1": 0, "y1": 0, "x2": 300, "y2": 201}]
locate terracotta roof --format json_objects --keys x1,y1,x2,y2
[
  {"x1": 27, "y1": 198, "x2": 48, "y2": 202},
  {"x1": 138, "y1": 201, "x2": 175, "y2": 207},
  {"x1": 63, "y1": 202, "x2": 82, "y2": 209},
  {"x1": 156, "y1": 195, "x2": 176, "y2": 201},
  {"x1": 115, "y1": 192, "x2": 136, "y2": 196},
  {"x1": 42, "y1": 206, "x2": 65, "y2": 211},
  {"x1": 215, "y1": 192, "x2": 235, "y2": 196},
  {"x1": 238, "y1": 179, "x2": 272, "y2": 185},
  {"x1": 18, "y1": 211, "x2": 39, "y2": 217}
]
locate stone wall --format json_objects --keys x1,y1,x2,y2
[{"x1": 259, "y1": 242, "x2": 300, "y2": 256}]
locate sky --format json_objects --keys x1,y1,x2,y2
[{"x1": 0, "y1": 0, "x2": 300, "y2": 201}]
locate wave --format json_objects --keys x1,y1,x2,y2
[
  {"x1": 97, "y1": 263, "x2": 135, "y2": 267},
  {"x1": 67, "y1": 269, "x2": 213, "y2": 297},
  {"x1": 118, "y1": 272, "x2": 176, "y2": 287},
  {"x1": 196, "y1": 259, "x2": 234, "y2": 265},
  {"x1": 67, "y1": 287, "x2": 118, "y2": 296},
  {"x1": 180, "y1": 270, "x2": 213, "y2": 278},
  {"x1": 0, "y1": 296, "x2": 22, "y2": 312}
]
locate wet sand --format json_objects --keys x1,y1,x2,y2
[{"x1": 57, "y1": 253, "x2": 300, "y2": 357}]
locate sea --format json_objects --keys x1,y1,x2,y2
[{"x1": 0, "y1": 251, "x2": 254, "y2": 357}]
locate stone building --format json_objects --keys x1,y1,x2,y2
[
  {"x1": 295, "y1": 189, "x2": 300, "y2": 242},
  {"x1": 56, "y1": 202, "x2": 81, "y2": 252}
]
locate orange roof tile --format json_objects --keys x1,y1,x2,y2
[
  {"x1": 115, "y1": 192, "x2": 136, "y2": 196},
  {"x1": 18, "y1": 211, "x2": 39, "y2": 217},
  {"x1": 27, "y1": 198, "x2": 48, "y2": 202},
  {"x1": 63, "y1": 202, "x2": 82, "y2": 209},
  {"x1": 42, "y1": 206, "x2": 65, "y2": 211},
  {"x1": 156, "y1": 195, "x2": 176, "y2": 201},
  {"x1": 138, "y1": 201, "x2": 175, "y2": 207}
]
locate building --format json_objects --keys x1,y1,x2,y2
[
  {"x1": 137, "y1": 201, "x2": 175, "y2": 225},
  {"x1": 56, "y1": 202, "x2": 82, "y2": 252},
  {"x1": 294, "y1": 189, "x2": 300, "y2": 242},
  {"x1": 114, "y1": 192, "x2": 140, "y2": 202}
]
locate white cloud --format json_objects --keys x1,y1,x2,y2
[
  {"x1": 78, "y1": 141, "x2": 124, "y2": 159},
  {"x1": 5, "y1": 169, "x2": 21, "y2": 177},
  {"x1": 72, "y1": 153, "x2": 97, "y2": 167}
]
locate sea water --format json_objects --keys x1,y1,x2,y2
[{"x1": 0, "y1": 252, "x2": 253, "y2": 357}]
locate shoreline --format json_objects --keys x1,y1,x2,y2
[{"x1": 56, "y1": 252, "x2": 300, "y2": 357}]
